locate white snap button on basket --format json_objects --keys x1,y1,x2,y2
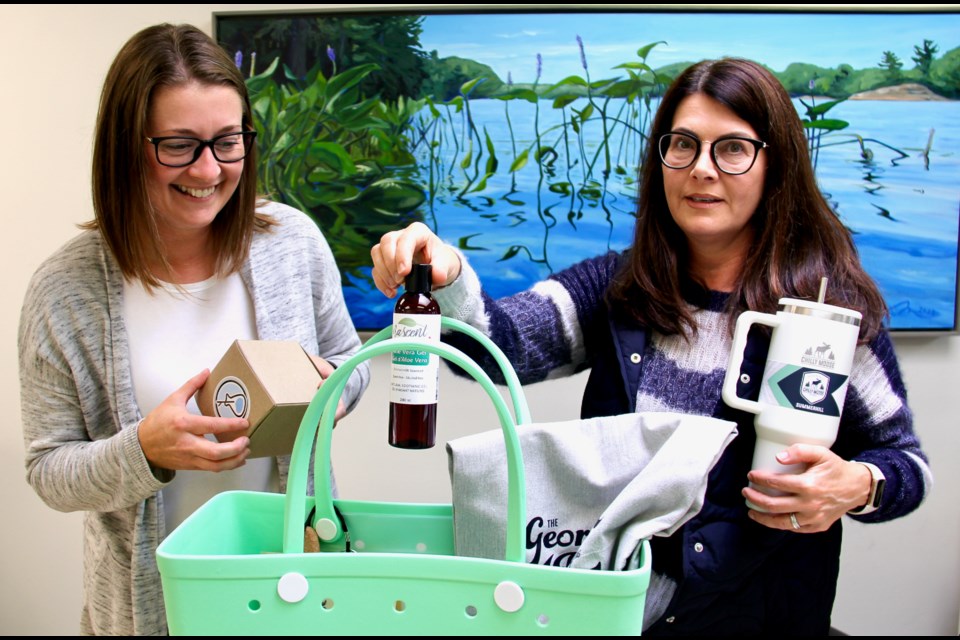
[
  {"x1": 494, "y1": 581, "x2": 525, "y2": 613},
  {"x1": 277, "y1": 572, "x2": 309, "y2": 603},
  {"x1": 315, "y1": 518, "x2": 338, "y2": 541}
]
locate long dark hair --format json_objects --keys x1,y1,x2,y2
[
  {"x1": 84, "y1": 23, "x2": 273, "y2": 287},
  {"x1": 606, "y1": 57, "x2": 887, "y2": 341}
]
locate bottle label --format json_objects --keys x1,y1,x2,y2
[{"x1": 390, "y1": 313, "x2": 441, "y2": 405}]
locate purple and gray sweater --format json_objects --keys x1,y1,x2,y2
[{"x1": 436, "y1": 250, "x2": 930, "y2": 634}]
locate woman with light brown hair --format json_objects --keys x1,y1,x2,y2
[
  {"x1": 372, "y1": 58, "x2": 929, "y2": 634},
  {"x1": 19, "y1": 23, "x2": 368, "y2": 635}
]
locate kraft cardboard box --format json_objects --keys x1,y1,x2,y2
[{"x1": 195, "y1": 340, "x2": 322, "y2": 458}]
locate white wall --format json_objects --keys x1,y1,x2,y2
[{"x1": 1, "y1": 4, "x2": 957, "y2": 635}]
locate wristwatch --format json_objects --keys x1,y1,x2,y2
[{"x1": 848, "y1": 461, "x2": 885, "y2": 515}]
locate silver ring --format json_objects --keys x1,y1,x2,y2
[{"x1": 790, "y1": 513, "x2": 801, "y2": 531}]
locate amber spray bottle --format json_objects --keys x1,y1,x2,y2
[{"x1": 389, "y1": 263, "x2": 440, "y2": 449}]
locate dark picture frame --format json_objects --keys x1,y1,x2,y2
[{"x1": 214, "y1": 7, "x2": 960, "y2": 333}]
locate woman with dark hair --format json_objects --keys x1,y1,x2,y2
[
  {"x1": 19, "y1": 24, "x2": 368, "y2": 635},
  {"x1": 609, "y1": 57, "x2": 887, "y2": 340},
  {"x1": 372, "y1": 58, "x2": 929, "y2": 634}
]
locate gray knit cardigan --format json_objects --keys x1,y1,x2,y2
[{"x1": 18, "y1": 201, "x2": 369, "y2": 635}]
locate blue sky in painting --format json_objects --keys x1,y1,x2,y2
[{"x1": 419, "y1": 11, "x2": 960, "y2": 83}]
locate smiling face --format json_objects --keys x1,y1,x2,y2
[
  {"x1": 145, "y1": 81, "x2": 245, "y2": 245},
  {"x1": 662, "y1": 93, "x2": 767, "y2": 264}
]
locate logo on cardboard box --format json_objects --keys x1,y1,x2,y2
[{"x1": 214, "y1": 376, "x2": 250, "y2": 419}]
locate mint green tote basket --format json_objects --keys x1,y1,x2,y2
[{"x1": 156, "y1": 318, "x2": 650, "y2": 635}]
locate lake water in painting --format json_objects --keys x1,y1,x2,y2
[{"x1": 344, "y1": 96, "x2": 960, "y2": 332}]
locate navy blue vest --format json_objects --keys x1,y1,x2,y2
[{"x1": 581, "y1": 304, "x2": 841, "y2": 635}]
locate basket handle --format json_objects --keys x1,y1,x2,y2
[{"x1": 282, "y1": 330, "x2": 527, "y2": 563}]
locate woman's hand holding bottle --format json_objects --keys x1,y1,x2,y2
[{"x1": 371, "y1": 222, "x2": 461, "y2": 297}]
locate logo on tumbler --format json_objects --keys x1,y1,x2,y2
[
  {"x1": 801, "y1": 341, "x2": 836, "y2": 369},
  {"x1": 214, "y1": 377, "x2": 249, "y2": 419},
  {"x1": 800, "y1": 371, "x2": 830, "y2": 405}
]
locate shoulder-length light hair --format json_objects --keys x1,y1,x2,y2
[
  {"x1": 607, "y1": 57, "x2": 887, "y2": 341},
  {"x1": 83, "y1": 23, "x2": 273, "y2": 287}
]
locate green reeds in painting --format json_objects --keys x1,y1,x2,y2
[{"x1": 245, "y1": 55, "x2": 425, "y2": 285}]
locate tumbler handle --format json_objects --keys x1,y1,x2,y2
[{"x1": 721, "y1": 311, "x2": 781, "y2": 414}]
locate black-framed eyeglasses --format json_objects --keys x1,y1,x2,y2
[
  {"x1": 658, "y1": 131, "x2": 768, "y2": 175},
  {"x1": 145, "y1": 130, "x2": 257, "y2": 168}
]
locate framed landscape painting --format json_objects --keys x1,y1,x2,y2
[{"x1": 215, "y1": 7, "x2": 960, "y2": 333}]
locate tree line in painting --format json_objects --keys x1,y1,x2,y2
[{"x1": 217, "y1": 13, "x2": 958, "y2": 286}]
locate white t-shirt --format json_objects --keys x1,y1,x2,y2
[{"x1": 123, "y1": 273, "x2": 278, "y2": 534}]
